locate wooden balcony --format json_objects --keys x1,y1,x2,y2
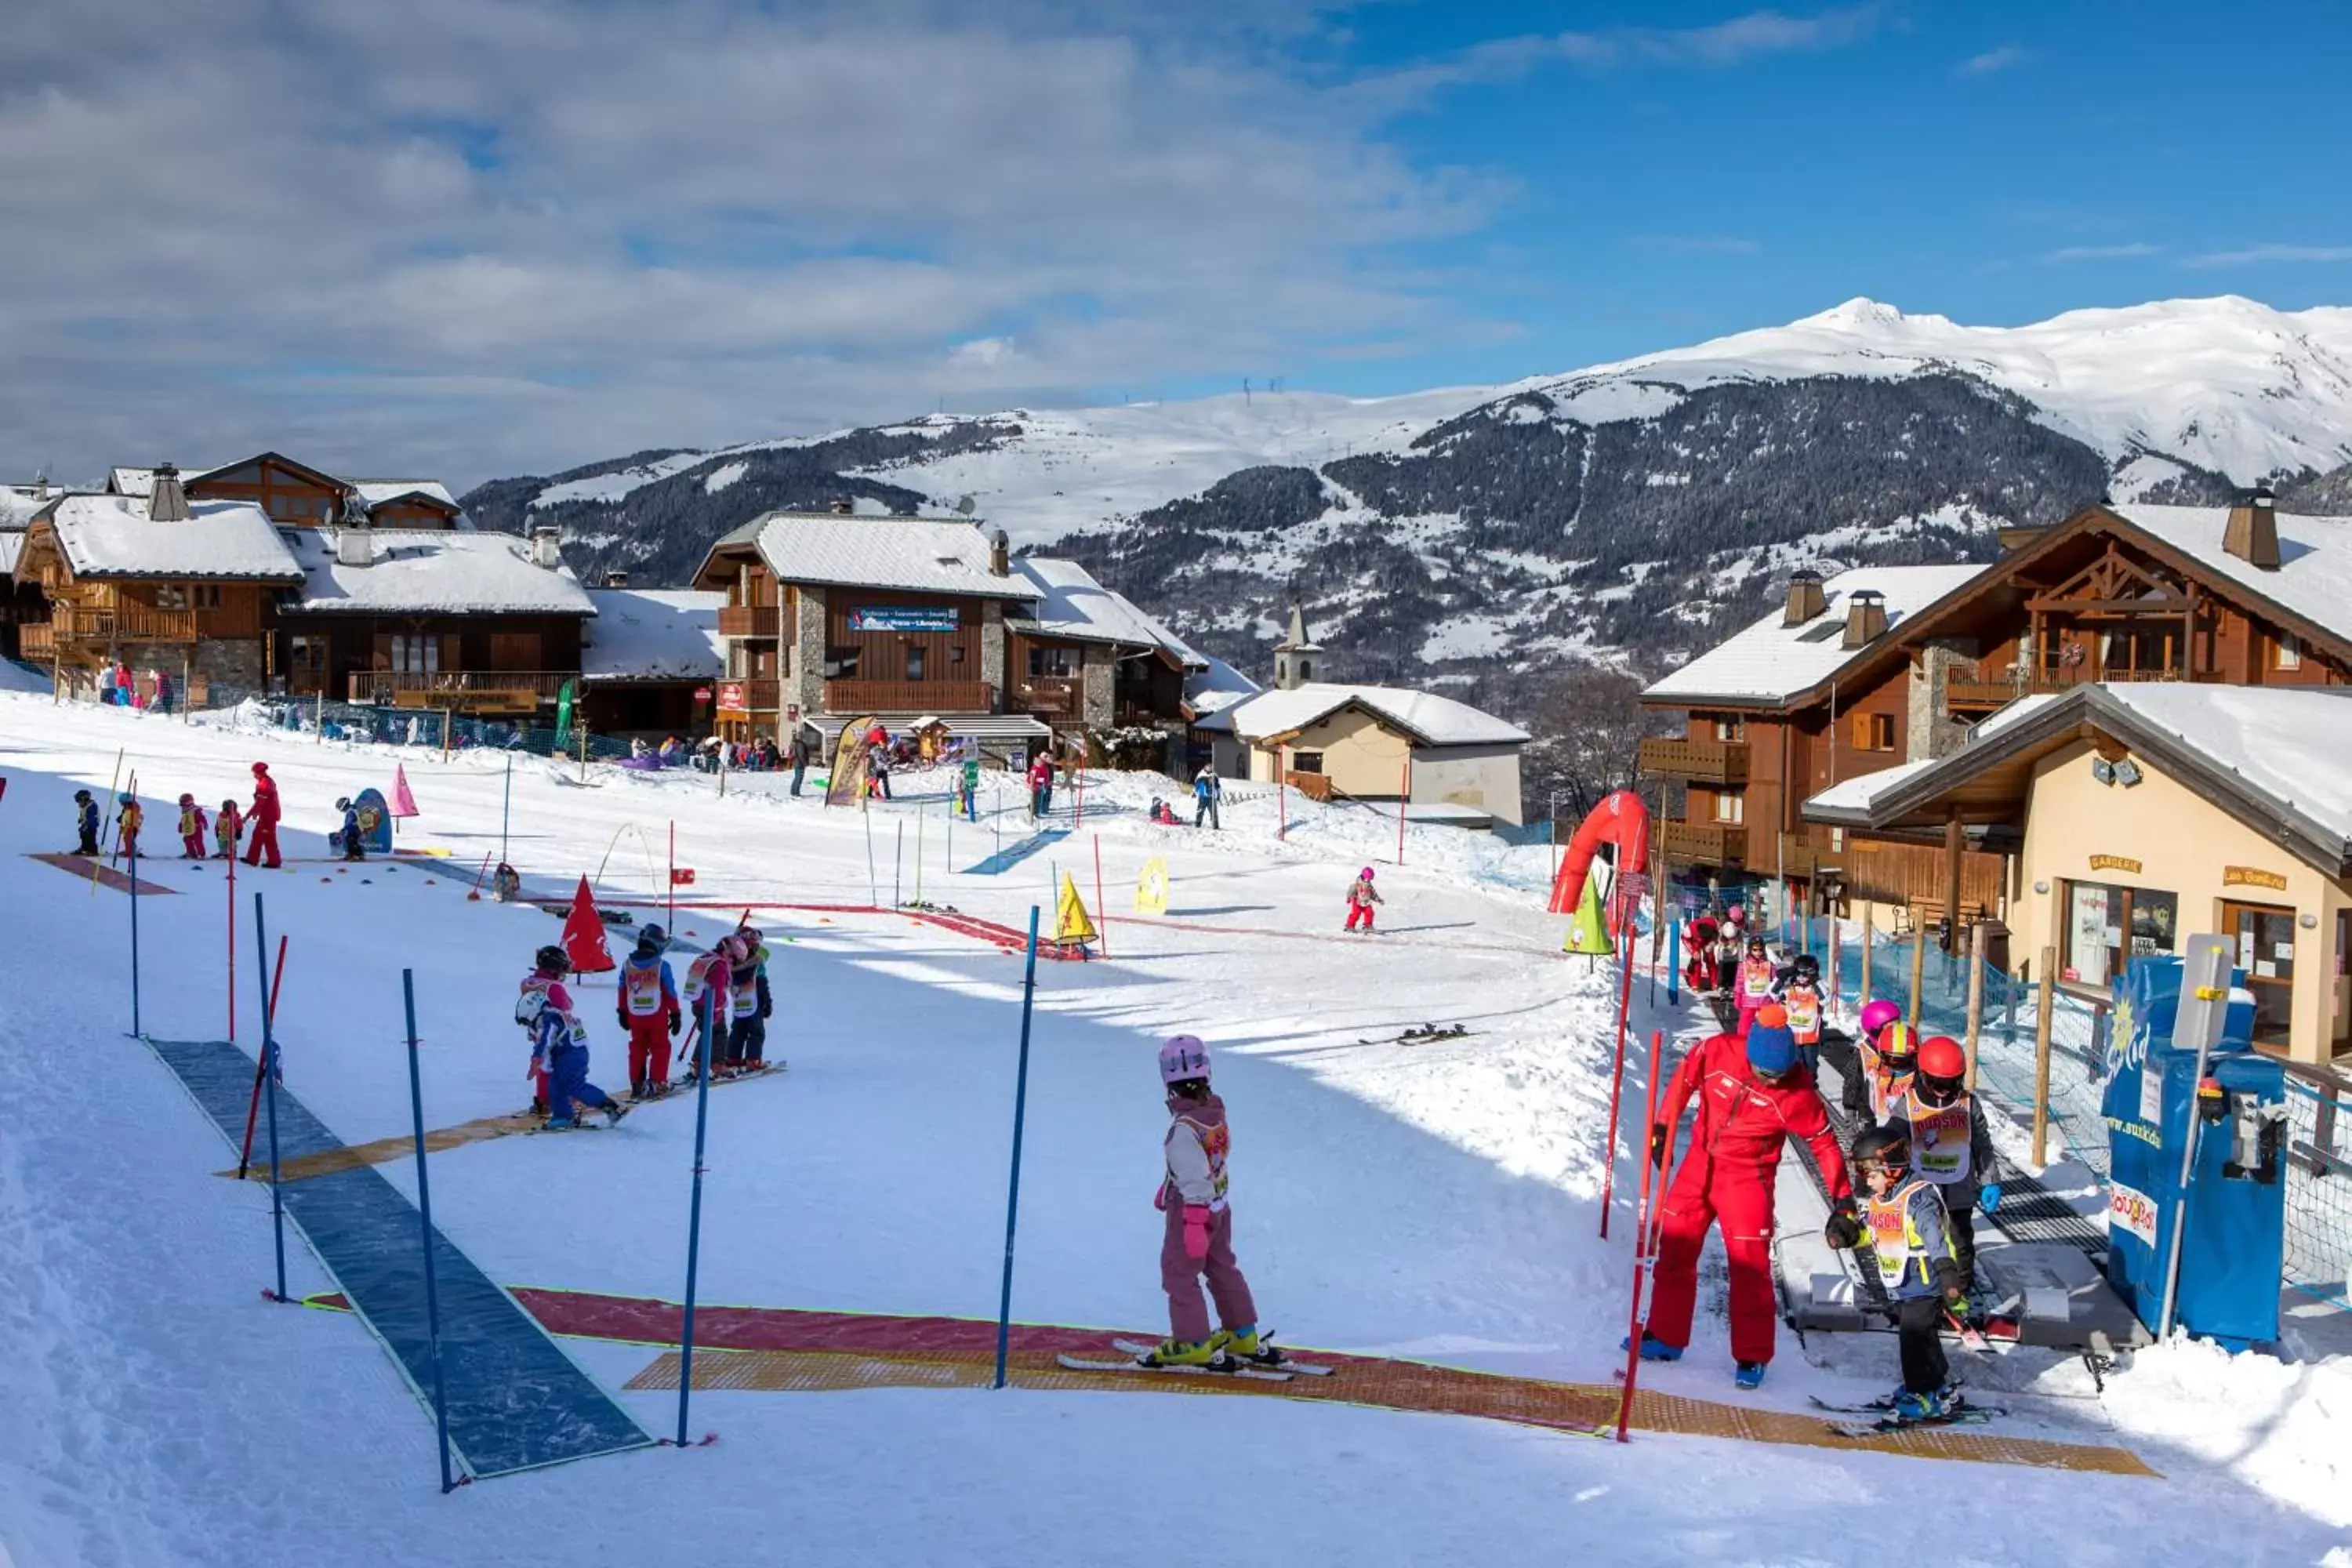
[
  {"x1": 1947, "y1": 660, "x2": 2190, "y2": 714},
  {"x1": 1659, "y1": 819, "x2": 1746, "y2": 866},
  {"x1": 46, "y1": 603, "x2": 199, "y2": 644},
  {"x1": 1638, "y1": 736, "x2": 1750, "y2": 785},
  {"x1": 823, "y1": 678, "x2": 993, "y2": 714},
  {"x1": 1017, "y1": 677, "x2": 1080, "y2": 717},
  {"x1": 717, "y1": 604, "x2": 779, "y2": 638},
  {"x1": 17, "y1": 622, "x2": 55, "y2": 660},
  {"x1": 347, "y1": 670, "x2": 572, "y2": 713}
]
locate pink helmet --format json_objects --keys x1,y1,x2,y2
[
  {"x1": 1359, "y1": 866, "x2": 1376, "y2": 881},
  {"x1": 1725, "y1": 904, "x2": 1745, "y2": 925},
  {"x1": 1158, "y1": 1034, "x2": 1210, "y2": 1085},
  {"x1": 1859, "y1": 999, "x2": 1902, "y2": 1037}
]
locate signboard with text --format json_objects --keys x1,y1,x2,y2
[
  {"x1": 717, "y1": 681, "x2": 748, "y2": 716},
  {"x1": 849, "y1": 606, "x2": 959, "y2": 633}
]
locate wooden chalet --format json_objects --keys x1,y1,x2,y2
[
  {"x1": 107, "y1": 457, "x2": 466, "y2": 530},
  {"x1": 1639, "y1": 487, "x2": 2352, "y2": 931}
]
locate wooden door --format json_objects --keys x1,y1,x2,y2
[
  {"x1": 2221, "y1": 899, "x2": 2297, "y2": 1046},
  {"x1": 490, "y1": 633, "x2": 541, "y2": 671}
]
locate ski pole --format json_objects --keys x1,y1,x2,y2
[
  {"x1": 993, "y1": 906, "x2": 1044, "y2": 1389},
  {"x1": 402, "y1": 968, "x2": 458, "y2": 1493},
  {"x1": 256, "y1": 892, "x2": 289, "y2": 1302},
  {"x1": 1596, "y1": 894, "x2": 1639, "y2": 1240},
  {"x1": 236, "y1": 935, "x2": 292, "y2": 1180},
  {"x1": 1615, "y1": 1028, "x2": 1669, "y2": 1443}
]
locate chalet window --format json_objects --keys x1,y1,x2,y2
[
  {"x1": 906, "y1": 645, "x2": 926, "y2": 681},
  {"x1": 384, "y1": 633, "x2": 439, "y2": 674},
  {"x1": 194, "y1": 584, "x2": 223, "y2": 609},
  {"x1": 1712, "y1": 718, "x2": 1744, "y2": 742},
  {"x1": 1712, "y1": 790, "x2": 1744, "y2": 825},
  {"x1": 1029, "y1": 646, "x2": 1076, "y2": 678},
  {"x1": 949, "y1": 646, "x2": 965, "y2": 666},
  {"x1": 825, "y1": 646, "x2": 861, "y2": 679},
  {"x1": 154, "y1": 584, "x2": 189, "y2": 610},
  {"x1": 2060, "y1": 880, "x2": 2178, "y2": 988},
  {"x1": 2276, "y1": 633, "x2": 2303, "y2": 672},
  {"x1": 1849, "y1": 711, "x2": 1897, "y2": 753},
  {"x1": 1291, "y1": 751, "x2": 1324, "y2": 774}
]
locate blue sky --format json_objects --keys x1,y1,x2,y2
[{"x1": 3, "y1": 0, "x2": 2347, "y2": 483}]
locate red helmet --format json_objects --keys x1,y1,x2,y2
[
  {"x1": 1917, "y1": 1035, "x2": 1967, "y2": 1082},
  {"x1": 252, "y1": 761, "x2": 270, "y2": 775},
  {"x1": 1877, "y1": 1021, "x2": 1918, "y2": 1065}
]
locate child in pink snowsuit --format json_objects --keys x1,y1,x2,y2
[
  {"x1": 1733, "y1": 935, "x2": 1777, "y2": 1036},
  {"x1": 1144, "y1": 1035, "x2": 1261, "y2": 1367},
  {"x1": 1344, "y1": 867, "x2": 1383, "y2": 932},
  {"x1": 177, "y1": 794, "x2": 209, "y2": 858}
]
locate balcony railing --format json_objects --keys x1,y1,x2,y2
[
  {"x1": 347, "y1": 670, "x2": 572, "y2": 710},
  {"x1": 717, "y1": 604, "x2": 779, "y2": 638},
  {"x1": 1947, "y1": 659, "x2": 2190, "y2": 713},
  {"x1": 823, "y1": 678, "x2": 993, "y2": 714},
  {"x1": 1659, "y1": 819, "x2": 1746, "y2": 866},
  {"x1": 1637, "y1": 736, "x2": 1750, "y2": 785},
  {"x1": 46, "y1": 604, "x2": 199, "y2": 643},
  {"x1": 17, "y1": 622, "x2": 55, "y2": 660},
  {"x1": 1017, "y1": 677, "x2": 1080, "y2": 717}
]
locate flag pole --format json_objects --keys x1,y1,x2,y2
[
  {"x1": 993, "y1": 906, "x2": 1044, "y2": 1388},
  {"x1": 401, "y1": 969, "x2": 458, "y2": 1492},
  {"x1": 677, "y1": 985, "x2": 719, "y2": 1446}
]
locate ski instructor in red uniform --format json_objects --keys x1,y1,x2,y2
[
  {"x1": 243, "y1": 761, "x2": 283, "y2": 869},
  {"x1": 1632, "y1": 1003, "x2": 1853, "y2": 1390}
]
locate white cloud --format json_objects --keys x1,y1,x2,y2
[
  {"x1": 0, "y1": 0, "x2": 1496, "y2": 486},
  {"x1": 2045, "y1": 242, "x2": 2162, "y2": 262},
  {"x1": 1957, "y1": 44, "x2": 2030, "y2": 76},
  {"x1": 2182, "y1": 243, "x2": 2352, "y2": 268}
]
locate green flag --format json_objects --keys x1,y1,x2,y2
[
  {"x1": 554, "y1": 679, "x2": 575, "y2": 738},
  {"x1": 1563, "y1": 873, "x2": 1614, "y2": 956}
]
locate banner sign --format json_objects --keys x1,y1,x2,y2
[
  {"x1": 849, "y1": 606, "x2": 959, "y2": 633},
  {"x1": 717, "y1": 681, "x2": 748, "y2": 716},
  {"x1": 670, "y1": 868, "x2": 696, "y2": 886}
]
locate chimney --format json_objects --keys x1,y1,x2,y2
[
  {"x1": 1842, "y1": 588, "x2": 1888, "y2": 650},
  {"x1": 148, "y1": 462, "x2": 191, "y2": 523},
  {"x1": 601, "y1": 568, "x2": 630, "y2": 588},
  {"x1": 529, "y1": 526, "x2": 564, "y2": 569},
  {"x1": 335, "y1": 528, "x2": 372, "y2": 568},
  {"x1": 2222, "y1": 483, "x2": 2281, "y2": 570},
  {"x1": 989, "y1": 528, "x2": 1010, "y2": 577},
  {"x1": 1782, "y1": 568, "x2": 1827, "y2": 626}
]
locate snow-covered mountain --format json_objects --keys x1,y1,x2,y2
[{"x1": 466, "y1": 296, "x2": 2352, "y2": 710}]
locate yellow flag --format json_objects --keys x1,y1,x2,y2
[
  {"x1": 1134, "y1": 855, "x2": 1170, "y2": 916},
  {"x1": 1563, "y1": 872, "x2": 1614, "y2": 956},
  {"x1": 1056, "y1": 870, "x2": 1099, "y2": 945}
]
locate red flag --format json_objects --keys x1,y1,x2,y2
[{"x1": 561, "y1": 875, "x2": 615, "y2": 974}]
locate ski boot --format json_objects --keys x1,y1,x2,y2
[
  {"x1": 1892, "y1": 1384, "x2": 1955, "y2": 1421},
  {"x1": 603, "y1": 1101, "x2": 630, "y2": 1128},
  {"x1": 1733, "y1": 1361, "x2": 1767, "y2": 1391},
  {"x1": 1619, "y1": 1334, "x2": 1684, "y2": 1363},
  {"x1": 1210, "y1": 1324, "x2": 1280, "y2": 1367},
  {"x1": 1138, "y1": 1338, "x2": 1221, "y2": 1370}
]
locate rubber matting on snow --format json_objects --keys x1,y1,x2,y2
[
  {"x1": 140, "y1": 1037, "x2": 654, "y2": 1479},
  {"x1": 621, "y1": 1346, "x2": 2156, "y2": 1476},
  {"x1": 27, "y1": 851, "x2": 180, "y2": 895}
]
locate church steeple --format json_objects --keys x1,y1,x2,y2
[{"x1": 1272, "y1": 585, "x2": 1322, "y2": 691}]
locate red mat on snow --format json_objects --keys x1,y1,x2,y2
[{"x1": 27, "y1": 852, "x2": 180, "y2": 895}]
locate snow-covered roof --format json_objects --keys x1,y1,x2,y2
[
  {"x1": 2108, "y1": 503, "x2": 2352, "y2": 644},
  {"x1": 1184, "y1": 650, "x2": 1261, "y2": 720},
  {"x1": 350, "y1": 479, "x2": 459, "y2": 510},
  {"x1": 107, "y1": 465, "x2": 207, "y2": 499},
  {"x1": 287, "y1": 528, "x2": 594, "y2": 615},
  {"x1": 581, "y1": 590, "x2": 725, "y2": 681},
  {"x1": 2099, "y1": 684, "x2": 2352, "y2": 852},
  {"x1": 0, "y1": 532, "x2": 22, "y2": 577},
  {"x1": 1007, "y1": 557, "x2": 1200, "y2": 661},
  {"x1": 1803, "y1": 758, "x2": 1936, "y2": 816},
  {"x1": 1642, "y1": 564, "x2": 1984, "y2": 707},
  {"x1": 44, "y1": 494, "x2": 303, "y2": 582},
  {"x1": 1215, "y1": 682, "x2": 1529, "y2": 748},
  {"x1": 724, "y1": 513, "x2": 1036, "y2": 600}
]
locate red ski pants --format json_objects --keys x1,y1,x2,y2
[
  {"x1": 1161, "y1": 1202, "x2": 1256, "y2": 1344},
  {"x1": 244, "y1": 821, "x2": 281, "y2": 868},
  {"x1": 1644, "y1": 1146, "x2": 1781, "y2": 1365},
  {"x1": 1345, "y1": 902, "x2": 1375, "y2": 931},
  {"x1": 626, "y1": 1014, "x2": 671, "y2": 1090}
]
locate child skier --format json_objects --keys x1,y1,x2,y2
[
  {"x1": 72, "y1": 789, "x2": 100, "y2": 856},
  {"x1": 678, "y1": 936, "x2": 735, "y2": 1082},
  {"x1": 1139, "y1": 1035, "x2": 1267, "y2": 1370},
  {"x1": 334, "y1": 797, "x2": 365, "y2": 862},
  {"x1": 517, "y1": 945, "x2": 626, "y2": 1130},
  {"x1": 490, "y1": 862, "x2": 521, "y2": 902},
  {"x1": 1889, "y1": 1035, "x2": 2002, "y2": 1292},
  {"x1": 177, "y1": 794, "x2": 209, "y2": 858},
  {"x1": 615, "y1": 924, "x2": 683, "y2": 1098},
  {"x1": 214, "y1": 799, "x2": 243, "y2": 860},
  {"x1": 1826, "y1": 1125, "x2": 1966, "y2": 1421},
  {"x1": 1776, "y1": 953, "x2": 1826, "y2": 1072},
  {"x1": 1818, "y1": 997, "x2": 1900, "y2": 1119},
  {"x1": 1344, "y1": 867, "x2": 1383, "y2": 932},
  {"x1": 724, "y1": 927, "x2": 773, "y2": 1074},
  {"x1": 115, "y1": 793, "x2": 143, "y2": 861},
  {"x1": 1732, "y1": 935, "x2": 1777, "y2": 1036}
]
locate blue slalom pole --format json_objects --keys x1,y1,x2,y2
[
  {"x1": 256, "y1": 891, "x2": 288, "y2": 1303},
  {"x1": 1667, "y1": 917, "x2": 1680, "y2": 1007},
  {"x1": 993, "y1": 906, "x2": 1044, "y2": 1389},
  {"x1": 402, "y1": 970, "x2": 457, "y2": 1494},
  {"x1": 127, "y1": 835, "x2": 141, "y2": 1038},
  {"x1": 677, "y1": 986, "x2": 717, "y2": 1447}
]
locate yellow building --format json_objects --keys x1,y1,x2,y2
[{"x1": 1805, "y1": 684, "x2": 2352, "y2": 1064}]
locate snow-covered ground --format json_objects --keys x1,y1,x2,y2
[{"x1": 0, "y1": 692, "x2": 2346, "y2": 1567}]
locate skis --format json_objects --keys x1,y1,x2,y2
[
  {"x1": 659, "y1": 1062, "x2": 787, "y2": 1098},
  {"x1": 1357, "y1": 1024, "x2": 1472, "y2": 1047},
  {"x1": 1054, "y1": 1353, "x2": 1294, "y2": 1383},
  {"x1": 1810, "y1": 1392, "x2": 2004, "y2": 1436},
  {"x1": 1109, "y1": 1338, "x2": 1334, "y2": 1377}
]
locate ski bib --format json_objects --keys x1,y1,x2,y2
[
  {"x1": 1864, "y1": 1178, "x2": 1937, "y2": 1292},
  {"x1": 1739, "y1": 957, "x2": 1776, "y2": 999},
  {"x1": 1904, "y1": 1092, "x2": 1976, "y2": 1185},
  {"x1": 1174, "y1": 1110, "x2": 1232, "y2": 1204},
  {"x1": 622, "y1": 961, "x2": 667, "y2": 1018},
  {"x1": 1781, "y1": 984, "x2": 1822, "y2": 1041}
]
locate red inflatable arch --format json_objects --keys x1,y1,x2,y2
[{"x1": 1546, "y1": 789, "x2": 1652, "y2": 920}]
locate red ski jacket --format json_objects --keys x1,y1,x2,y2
[
  {"x1": 250, "y1": 776, "x2": 281, "y2": 826},
  {"x1": 1660, "y1": 1030, "x2": 1852, "y2": 1198}
]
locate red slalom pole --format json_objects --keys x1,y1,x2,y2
[
  {"x1": 227, "y1": 851, "x2": 238, "y2": 1042},
  {"x1": 667, "y1": 820, "x2": 677, "y2": 933},
  {"x1": 1616, "y1": 1028, "x2": 1669, "y2": 1443},
  {"x1": 1595, "y1": 887, "x2": 1640, "y2": 1240},
  {"x1": 236, "y1": 935, "x2": 292, "y2": 1180}
]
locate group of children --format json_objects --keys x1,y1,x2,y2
[
  {"x1": 71, "y1": 760, "x2": 288, "y2": 869},
  {"x1": 517, "y1": 921, "x2": 779, "y2": 1126}
]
